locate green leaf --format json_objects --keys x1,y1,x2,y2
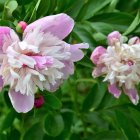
[
  {"x1": 23, "y1": 123, "x2": 44, "y2": 140},
  {"x1": 73, "y1": 23, "x2": 97, "y2": 49},
  {"x1": 82, "y1": 82, "x2": 107, "y2": 112},
  {"x1": 93, "y1": 131, "x2": 125, "y2": 140},
  {"x1": 6, "y1": 0, "x2": 18, "y2": 15},
  {"x1": 37, "y1": 0, "x2": 50, "y2": 18},
  {"x1": 129, "y1": 107, "x2": 140, "y2": 128},
  {"x1": 44, "y1": 113, "x2": 64, "y2": 137},
  {"x1": 77, "y1": 0, "x2": 112, "y2": 20},
  {"x1": 8, "y1": 128, "x2": 20, "y2": 140},
  {"x1": 65, "y1": 0, "x2": 85, "y2": 19},
  {"x1": 123, "y1": 11, "x2": 140, "y2": 35},
  {"x1": 44, "y1": 94, "x2": 62, "y2": 110},
  {"x1": 115, "y1": 110, "x2": 140, "y2": 140},
  {"x1": 0, "y1": 133, "x2": 7, "y2": 140},
  {"x1": 28, "y1": 0, "x2": 41, "y2": 23},
  {"x1": 2, "y1": 110, "x2": 16, "y2": 130},
  {"x1": 91, "y1": 12, "x2": 134, "y2": 33}
]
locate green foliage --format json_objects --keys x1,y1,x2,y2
[{"x1": 0, "y1": 0, "x2": 140, "y2": 140}]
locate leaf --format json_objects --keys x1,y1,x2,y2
[
  {"x1": 123, "y1": 11, "x2": 140, "y2": 35},
  {"x1": 65, "y1": 0, "x2": 85, "y2": 19},
  {"x1": 0, "y1": 133, "x2": 7, "y2": 140},
  {"x1": 91, "y1": 12, "x2": 134, "y2": 33},
  {"x1": 23, "y1": 123, "x2": 44, "y2": 140},
  {"x1": 77, "y1": 0, "x2": 112, "y2": 20},
  {"x1": 8, "y1": 128, "x2": 20, "y2": 140},
  {"x1": 37, "y1": 0, "x2": 50, "y2": 18},
  {"x1": 44, "y1": 113, "x2": 64, "y2": 137},
  {"x1": 2, "y1": 110, "x2": 16, "y2": 130},
  {"x1": 73, "y1": 23, "x2": 97, "y2": 49},
  {"x1": 44, "y1": 94, "x2": 62, "y2": 110},
  {"x1": 82, "y1": 82, "x2": 107, "y2": 112},
  {"x1": 93, "y1": 131, "x2": 125, "y2": 140},
  {"x1": 115, "y1": 110, "x2": 140, "y2": 140},
  {"x1": 28, "y1": 0, "x2": 41, "y2": 23},
  {"x1": 129, "y1": 107, "x2": 140, "y2": 128},
  {"x1": 6, "y1": 0, "x2": 18, "y2": 15}
]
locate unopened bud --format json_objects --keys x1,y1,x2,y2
[
  {"x1": 16, "y1": 21, "x2": 27, "y2": 33},
  {"x1": 34, "y1": 94, "x2": 44, "y2": 108}
]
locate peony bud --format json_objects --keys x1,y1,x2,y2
[
  {"x1": 16, "y1": 21, "x2": 27, "y2": 33},
  {"x1": 34, "y1": 94, "x2": 44, "y2": 108}
]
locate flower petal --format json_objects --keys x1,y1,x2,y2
[
  {"x1": 107, "y1": 31, "x2": 121, "y2": 46},
  {"x1": 0, "y1": 27, "x2": 19, "y2": 53},
  {"x1": 24, "y1": 13, "x2": 74, "y2": 40},
  {"x1": 90, "y1": 46, "x2": 106, "y2": 64},
  {"x1": 70, "y1": 43, "x2": 89, "y2": 62},
  {"x1": 92, "y1": 64, "x2": 106, "y2": 78},
  {"x1": 108, "y1": 84, "x2": 121, "y2": 98},
  {"x1": 0, "y1": 27, "x2": 11, "y2": 47},
  {"x1": 0, "y1": 76, "x2": 3, "y2": 90},
  {"x1": 8, "y1": 89, "x2": 34, "y2": 113},
  {"x1": 128, "y1": 36, "x2": 140, "y2": 45},
  {"x1": 123, "y1": 87, "x2": 139, "y2": 105},
  {"x1": 61, "y1": 61, "x2": 74, "y2": 79}
]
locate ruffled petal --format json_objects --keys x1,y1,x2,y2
[
  {"x1": 107, "y1": 31, "x2": 121, "y2": 46},
  {"x1": 123, "y1": 87, "x2": 139, "y2": 105},
  {"x1": 8, "y1": 89, "x2": 34, "y2": 113},
  {"x1": 92, "y1": 64, "x2": 106, "y2": 78},
  {"x1": 0, "y1": 27, "x2": 11, "y2": 48},
  {"x1": 0, "y1": 27, "x2": 19, "y2": 53},
  {"x1": 61, "y1": 61, "x2": 74, "y2": 79},
  {"x1": 108, "y1": 84, "x2": 121, "y2": 98},
  {"x1": 128, "y1": 36, "x2": 140, "y2": 45},
  {"x1": 90, "y1": 46, "x2": 106, "y2": 64},
  {"x1": 70, "y1": 43, "x2": 89, "y2": 62},
  {"x1": 0, "y1": 76, "x2": 3, "y2": 90},
  {"x1": 24, "y1": 13, "x2": 74, "y2": 40}
]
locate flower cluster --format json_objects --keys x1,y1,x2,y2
[
  {"x1": 0, "y1": 13, "x2": 89, "y2": 113},
  {"x1": 91, "y1": 31, "x2": 140, "y2": 105}
]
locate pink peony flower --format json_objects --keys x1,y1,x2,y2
[
  {"x1": 91, "y1": 31, "x2": 140, "y2": 105},
  {"x1": 0, "y1": 13, "x2": 89, "y2": 113}
]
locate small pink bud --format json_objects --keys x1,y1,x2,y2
[
  {"x1": 34, "y1": 94, "x2": 44, "y2": 108},
  {"x1": 107, "y1": 31, "x2": 121, "y2": 46},
  {"x1": 90, "y1": 46, "x2": 106, "y2": 64},
  {"x1": 128, "y1": 37, "x2": 140, "y2": 45},
  {"x1": 16, "y1": 21, "x2": 27, "y2": 33}
]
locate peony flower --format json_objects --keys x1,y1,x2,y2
[
  {"x1": 0, "y1": 13, "x2": 89, "y2": 113},
  {"x1": 91, "y1": 31, "x2": 140, "y2": 105}
]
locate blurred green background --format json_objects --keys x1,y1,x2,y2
[{"x1": 1, "y1": 0, "x2": 140, "y2": 140}]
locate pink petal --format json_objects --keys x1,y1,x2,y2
[
  {"x1": 90, "y1": 46, "x2": 106, "y2": 64},
  {"x1": 0, "y1": 27, "x2": 11, "y2": 53},
  {"x1": 108, "y1": 84, "x2": 121, "y2": 98},
  {"x1": 123, "y1": 87, "x2": 139, "y2": 105},
  {"x1": 0, "y1": 27, "x2": 19, "y2": 53},
  {"x1": 70, "y1": 43, "x2": 89, "y2": 62},
  {"x1": 49, "y1": 79, "x2": 62, "y2": 92},
  {"x1": 61, "y1": 61, "x2": 74, "y2": 79},
  {"x1": 24, "y1": 13, "x2": 74, "y2": 40},
  {"x1": 107, "y1": 31, "x2": 121, "y2": 46},
  {"x1": 8, "y1": 90, "x2": 34, "y2": 113},
  {"x1": 128, "y1": 36, "x2": 140, "y2": 45},
  {"x1": 0, "y1": 76, "x2": 3, "y2": 90},
  {"x1": 92, "y1": 64, "x2": 106, "y2": 78},
  {"x1": 31, "y1": 56, "x2": 53, "y2": 69}
]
